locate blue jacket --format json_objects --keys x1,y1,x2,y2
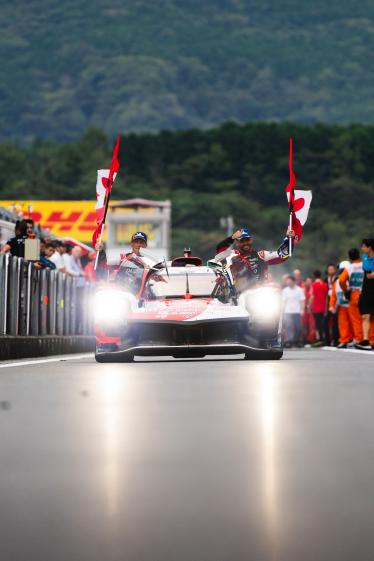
[{"x1": 363, "y1": 256, "x2": 374, "y2": 272}]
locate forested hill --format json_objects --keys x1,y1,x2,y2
[
  {"x1": 1, "y1": 123, "x2": 373, "y2": 271},
  {"x1": 1, "y1": 0, "x2": 374, "y2": 141}
]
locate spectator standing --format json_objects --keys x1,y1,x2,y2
[
  {"x1": 1, "y1": 220, "x2": 28, "y2": 257},
  {"x1": 293, "y1": 269, "x2": 305, "y2": 288},
  {"x1": 339, "y1": 248, "x2": 364, "y2": 347},
  {"x1": 324, "y1": 264, "x2": 339, "y2": 346},
  {"x1": 50, "y1": 241, "x2": 69, "y2": 274},
  {"x1": 293, "y1": 268, "x2": 309, "y2": 341},
  {"x1": 310, "y1": 270, "x2": 328, "y2": 344},
  {"x1": 329, "y1": 261, "x2": 353, "y2": 348},
  {"x1": 282, "y1": 275, "x2": 305, "y2": 347},
  {"x1": 358, "y1": 237, "x2": 374, "y2": 349},
  {"x1": 303, "y1": 276, "x2": 316, "y2": 343},
  {"x1": 39, "y1": 241, "x2": 56, "y2": 269},
  {"x1": 281, "y1": 274, "x2": 289, "y2": 289},
  {"x1": 25, "y1": 218, "x2": 35, "y2": 237},
  {"x1": 62, "y1": 245, "x2": 76, "y2": 275},
  {"x1": 44, "y1": 242, "x2": 55, "y2": 258},
  {"x1": 326, "y1": 264, "x2": 337, "y2": 291},
  {"x1": 84, "y1": 251, "x2": 97, "y2": 284},
  {"x1": 66, "y1": 246, "x2": 85, "y2": 280}
]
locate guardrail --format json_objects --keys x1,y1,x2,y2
[{"x1": 0, "y1": 254, "x2": 94, "y2": 336}]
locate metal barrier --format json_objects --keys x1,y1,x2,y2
[{"x1": 0, "y1": 254, "x2": 94, "y2": 336}]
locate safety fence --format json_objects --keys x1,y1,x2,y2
[{"x1": 0, "y1": 254, "x2": 94, "y2": 336}]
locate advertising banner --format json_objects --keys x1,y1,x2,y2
[
  {"x1": 0, "y1": 201, "x2": 157, "y2": 244},
  {"x1": 0, "y1": 201, "x2": 98, "y2": 242}
]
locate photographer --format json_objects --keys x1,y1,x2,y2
[{"x1": 1, "y1": 220, "x2": 28, "y2": 257}]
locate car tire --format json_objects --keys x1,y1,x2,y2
[
  {"x1": 95, "y1": 353, "x2": 134, "y2": 363},
  {"x1": 244, "y1": 349, "x2": 283, "y2": 360},
  {"x1": 95, "y1": 353, "x2": 109, "y2": 363}
]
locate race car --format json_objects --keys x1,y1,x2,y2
[{"x1": 94, "y1": 261, "x2": 283, "y2": 362}]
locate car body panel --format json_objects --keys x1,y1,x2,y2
[{"x1": 128, "y1": 298, "x2": 250, "y2": 323}]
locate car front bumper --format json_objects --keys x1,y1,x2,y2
[{"x1": 96, "y1": 318, "x2": 282, "y2": 360}]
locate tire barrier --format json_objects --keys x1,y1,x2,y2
[{"x1": 0, "y1": 254, "x2": 95, "y2": 358}]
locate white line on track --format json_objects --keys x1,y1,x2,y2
[
  {"x1": 322, "y1": 346, "x2": 374, "y2": 356},
  {"x1": 0, "y1": 353, "x2": 94, "y2": 369}
]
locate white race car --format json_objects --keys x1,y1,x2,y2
[{"x1": 94, "y1": 262, "x2": 283, "y2": 362}]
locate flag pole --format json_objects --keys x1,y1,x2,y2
[
  {"x1": 93, "y1": 184, "x2": 113, "y2": 271},
  {"x1": 93, "y1": 136, "x2": 120, "y2": 271},
  {"x1": 288, "y1": 137, "x2": 294, "y2": 258},
  {"x1": 94, "y1": 222, "x2": 105, "y2": 270}
]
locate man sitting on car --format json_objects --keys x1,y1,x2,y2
[
  {"x1": 95, "y1": 231, "x2": 155, "y2": 292},
  {"x1": 214, "y1": 227, "x2": 295, "y2": 293}
]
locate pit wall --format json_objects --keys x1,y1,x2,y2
[
  {"x1": 0, "y1": 335, "x2": 95, "y2": 361},
  {"x1": 0, "y1": 254, "x2": 95, "y2": 360}
]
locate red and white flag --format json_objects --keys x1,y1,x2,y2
[
  {"x1": 95, "y1": 169, "x2": 117, "y2": 225},
  {"x1": 92, "y1": 136, "x2": 120, "y2": 245},
  {"x1": 285, "y1": 138, "x2": 312, "y2": 243}
]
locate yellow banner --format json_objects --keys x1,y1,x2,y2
[
  {"x1": 0, "y1": 201, "x2": 99, "y2": 242},
  {"x1": 0, "y1": 201, "x2": 158, "y2": 244}
]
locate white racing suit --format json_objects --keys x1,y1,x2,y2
[
  {"x1": 97, "y1": 250, "x2": 156, "y2": 293},
  {"x1": 115, "y1": 252, "x2": 157, "y2": 294},
  {"x1": 214, "y1": 235, "x2": 293, "y2": 293}
]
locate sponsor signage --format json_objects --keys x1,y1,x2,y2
[{"x1": 0, "y1": 201, "x2": 153, "y2": 243}]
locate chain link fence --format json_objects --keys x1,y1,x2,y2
[{"x1": 0, "y1": 254, "x2": 94, "y2": 336}]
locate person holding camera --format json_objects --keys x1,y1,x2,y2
[{"x1": 1, "y1": 220, "x2": 28, "y2": 257}]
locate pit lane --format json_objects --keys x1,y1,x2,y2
[{"x1": 1, "y1": 349, "x2": 374, "y2": 561}]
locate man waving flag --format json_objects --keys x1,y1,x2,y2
[
  {"x1": 92, "y1": 136, "x2": 121, "y2": 247},
  {"x1": 285, "y1": 138, "x2": 312, "y2": 254}
]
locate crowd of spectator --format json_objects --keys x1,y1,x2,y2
[
  {"x1": 1, "y1": 218, "x2": 95, "y2": 279},
  {"x1": 0, "y1": 218, "x2": 96, "y2": 333},
  {"x1": 281, "y1": 238, "x2": 374, "y2": 351}
]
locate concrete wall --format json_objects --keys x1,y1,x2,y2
[{"x1": 0, "y1": 336, "x2": 95, "y2": 361}]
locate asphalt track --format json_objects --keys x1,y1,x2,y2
[{"x1": 1, "y1": 348, "x2": 374, "y2": 561}]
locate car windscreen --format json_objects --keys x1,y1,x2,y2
[{"x1": 145, "y1": 271, "x2": 227, "y2": 299}]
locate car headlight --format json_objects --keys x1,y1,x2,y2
[
  {"x1": 94, "y1": 289, "x2": 136, "y2": 324},
  {"x1": 243, "y1": 288, "x2": 281, "y2": 321}
]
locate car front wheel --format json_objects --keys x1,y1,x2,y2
[{"x1": 244, "y1": 349, "x2": 283, "y2": 360}]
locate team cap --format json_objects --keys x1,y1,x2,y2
[
  {"x1": 239, "y1": 228, "x2": 253, "y2": 239},
  {"x1": 131, "y1": 231, "x2": 148, "y2": 243}
]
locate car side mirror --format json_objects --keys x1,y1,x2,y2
[{"x1": 207, "y1": 259, "x2": 222, "y2": 270}]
